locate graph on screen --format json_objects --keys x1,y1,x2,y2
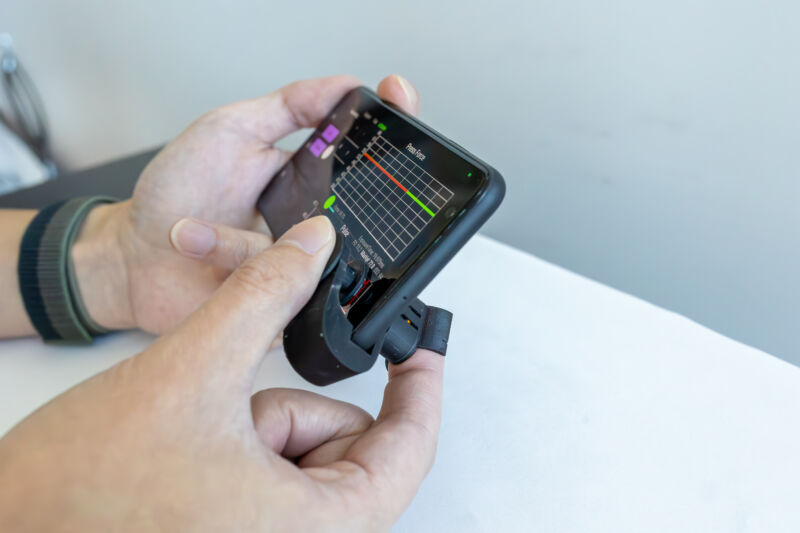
[{"x1": 332, "y1": 134, "x2": 454, "y2": 260}]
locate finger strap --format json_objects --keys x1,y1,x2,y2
[
  {"x1": 383, "y1": 302, "x2": 452, "y2": 367},
  {"x1": 417, "y1": 306, "x2": 452, "y2": 356}
]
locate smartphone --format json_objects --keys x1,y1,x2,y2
[{"x1": 257, "y1": 87, "x2": 505, "y2": 349}]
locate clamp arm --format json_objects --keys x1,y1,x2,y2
[{"x1": 283, "y1": 233, "x2": 452, "y2": 385}]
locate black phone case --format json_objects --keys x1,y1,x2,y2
[{"x1": 348, "y1": 88, "x2": 506, "y2": 347}]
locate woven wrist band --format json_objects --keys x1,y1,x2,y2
[{"x1": 17, "y1": 196, "x2": 117, "y2": 344}]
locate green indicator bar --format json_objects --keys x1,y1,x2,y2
[
  {"x1": 323, "y1": 195, "x2": 336, "y2": 209},
  {"x1": 377, "y1": 122, "x2": 387, "y2": 131},
  {"x1": 362, "y1": 151, "x2": 436, "y2": 217},
  {"x1": 406, "y1": 191, "x2": 435, "y2": 217}
]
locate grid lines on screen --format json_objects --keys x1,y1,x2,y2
[{"x1": 332, "y1": 135, "x2": 454, "y2": 260}]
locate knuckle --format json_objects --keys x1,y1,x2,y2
[
  {"x1": 196, "y1": 106, "x2": 234, "y2": 128},
  {"x1": 250, "y1": 388, "x2": 274, "y2": 412},
  {"x1": 255, "y1": 387, "x2": 292, "y2": 411},
  {"x1": 351, "y1": 408, "x2": 375, "y2": 433},
  {"x1": 230, "y1": 240, "x2": 255, "y2": 269},
  {"x1": 233, "y1": 255, "x2": 295, "y2": 299},
  {"x1": 250, "y1": 388, "x2": 287, "y2": 422},
  {"x1": 189, "y1": 106, "x2": 245, "y2": 139}
]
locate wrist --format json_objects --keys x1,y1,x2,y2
[{"x1": 71, "y1": 201, "x2": 136, "y2": 331}]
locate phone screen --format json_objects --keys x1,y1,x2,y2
[{"x1": 258, "y1": 88, "x2": 486, "y2": 315}]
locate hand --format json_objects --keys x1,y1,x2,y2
[
  {"x1": 0, "y1": 217, "x2": 444, "y2": 531},
  {"x1": 76, "y1": 74, "x2": 421, "y2": 334}
]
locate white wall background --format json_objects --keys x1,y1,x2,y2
[{"x1": 2, "y1": 0, "x2": 798, "y2": 362}]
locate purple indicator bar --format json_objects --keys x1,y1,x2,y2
[
  {"x1": 321, "y1": 124, "x2": 340, "y2": 142},
  {"x1": 309, "y1": 138, "x2": 327, "y2": 157}
]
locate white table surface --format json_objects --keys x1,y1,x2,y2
[{"x1": 1, "y1": 235, "x2": 798, "y2": 532}]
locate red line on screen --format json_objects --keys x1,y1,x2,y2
[{"x1": 363, "y1": 152, "x2": 408, "y2": 193}]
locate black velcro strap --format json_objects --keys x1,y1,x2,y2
[
  {"x1": 417, "y1": 306, "x2": 453, "y2": 356},
  {"x1": 17, "y1": 196, "x2": 117, "y2": 343},
  {"x1": 385, "y1": 305, "x2": 453, "y2": 368},
  {"x1": 17, "y1": 200, "x2": 68, "y2": 341}
]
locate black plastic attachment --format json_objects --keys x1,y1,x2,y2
[{"x1": 283, "y1": 233, "x2": 453, "y2": 386}]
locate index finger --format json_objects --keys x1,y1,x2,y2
[
  {"x1": 243, "y1": 75, "x2": 360, "y2": 143},
  {"x1": 339, "y1": 349, "x2": 445, "y2": 512},
  {"x1": 227, "y1": 74, "x2": 421, "y2": 144}
]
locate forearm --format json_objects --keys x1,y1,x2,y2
[
  {"x1": 0, "y1": 203, "x2": 134, "y2": 339},
  {"x1": 0, "y1": 210, "x2": 37, "y2": 337}
]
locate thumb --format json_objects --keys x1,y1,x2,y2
[
  {"x1": 143, "y1": 216, "x2": 335, "y2": 397},
  {"x1": 169, "y1": 217, "x2": 274, "y2": 271}
]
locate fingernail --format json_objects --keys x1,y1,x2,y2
[
  {"x1": 170, "y1": 218, "x2": 216, "y2": 257},
  {"x1": 395, "y1": 75, "x2": 419, "y2": 108},
  {"x1": 278, "y1": 216, "x2": 333, "y2": 255}
]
